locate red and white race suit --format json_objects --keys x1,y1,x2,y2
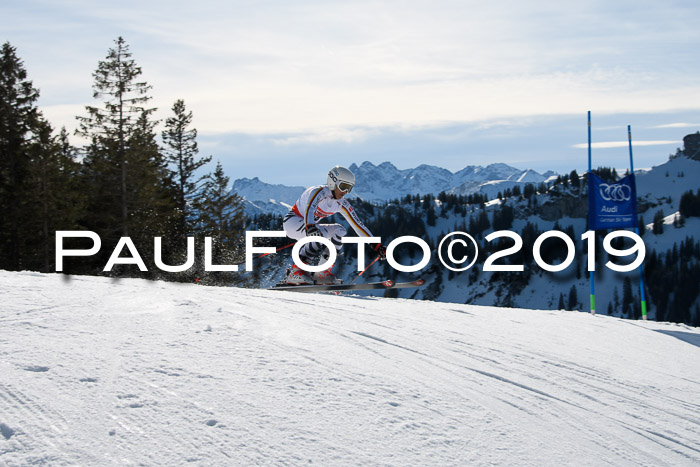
[{"x1": 283, "y1": 185, "x2": 374, "y2": 262}]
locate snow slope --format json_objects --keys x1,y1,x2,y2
[
  {"x1": 1, "y1": 271, "x2": 699, "y2": 466},
  {"x1": 635, "y1": 156, "x2": 700, "y2": 205}
]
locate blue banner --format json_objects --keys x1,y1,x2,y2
[{"x1": 588, "y1": 172, "x2": 638, "y2": 230}]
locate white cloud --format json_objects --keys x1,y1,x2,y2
[
  {"x1": 572, "y1": 140, "x2": 679, "y2": 149},
  {"x1": 273, "y1": 127, "x2": 373, "y2": 146},
  {"x1": 11, "y1": 1, "x2": 700, "y2": 138},
  {"x1": 653, "y1": 123, "x2": 700, "y2": 129},
  {"x1": 180, "y1": 71, "x2": 700, "y2": 134}
]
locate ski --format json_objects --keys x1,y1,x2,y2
[
  {"x1": 270, "y1": 278, "x2": 425, "y2": 293},
  {"x1": 388, "y1": 278, "x2": 426, "y2": 289}
]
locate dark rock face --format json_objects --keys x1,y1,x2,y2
[{"x1": 683, "y1": 133, "x2": 700, "y2": 160}]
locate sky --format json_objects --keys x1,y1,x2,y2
[{"x1": 2, "y1": 0, "x2": 700, "y2": 186}]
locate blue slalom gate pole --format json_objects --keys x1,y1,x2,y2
[
  {"x1": 627, "y1": 125, "x2": 648, "y2": 320},
  {"x1": 588, "y1": 111, "x2": 596, "y2": 315}
]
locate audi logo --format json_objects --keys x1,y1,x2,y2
[{"x1": 599, "y1": 183, "x2": 632, "y2": 202}]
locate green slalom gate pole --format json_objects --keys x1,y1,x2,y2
[
  {"x1": 627, "y1": 125, "x2": 648, "y2": 320},
  {"x1": 588, "y1": 111, "x2": 596, "y2": 315}
]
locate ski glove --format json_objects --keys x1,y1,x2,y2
[
  {"x1": 374, "y1": 243, "x2": 387, "y2": 260},
  {"x1": 305, "y1": 224, "x2": 322, "y2": 237}
]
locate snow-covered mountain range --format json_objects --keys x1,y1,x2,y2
[
  {"x1": 349, "y1": 161, "x2": 554, "y2": 202},
  {"x1": 232, "y1": 161, "x2": 555, "y2": 216},
  {"x1": 230, "y1": 177, "x2": 303, "y2": 216},
  {"x1": 2, "y1": 270, "x2": 699, "y2": 465}
]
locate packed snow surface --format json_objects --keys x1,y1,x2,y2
[{"x1": 1, "y1": 271, "x2": 699, "y2": 466}]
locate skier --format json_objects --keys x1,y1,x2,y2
[{"x1": 282, "y1": 166, "x2": 386, "y2": 285}]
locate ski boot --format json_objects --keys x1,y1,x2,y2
[
  {"x1": 283, "y1": 264, "x2": 313, "y2": 285},
  {"x1": 312, "y1": 266, "x2": 343, "y2": 285}
]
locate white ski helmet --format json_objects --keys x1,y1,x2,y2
[{"x1": 327, "y1": 166, "x2": 355, "y2": 193}]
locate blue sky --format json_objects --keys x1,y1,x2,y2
[{"x1": 2, "y1": 0, "x2": 699, "y2": 186}]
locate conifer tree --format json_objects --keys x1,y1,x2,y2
[
  {"x1": 196, "y1": 162, "x2": 245, "y2": 235},
  {"x1": 652, "y1": 210, "x2": 665, "y2": 235},
  {"x1": 426, "y1": 203, "x2": 436, "y2": 226},
  {"x1": 194, "y1": 162, "x2": 246, "y2": 277},
  {"x1": 622, "y1": 277, "x2": 634, "y2": 317},
  {"x1": 25, "y1": 122, "x2": 84, "y2": 272},
  {"x1": 679, "y1": 189, "x2": 700, "y2": 218},
  {"x1": 77, "y1": 36, "x2": 158, "y2": 239},
  {"x1": 126, "y1": 111, "x2": 177, "y2": 262},
  {"x1": 0, "y1": 42, "x2": 40, "y2": 270},
  {"x1": 567, "y1": 285, "x2": 579, "y2": 310},
  {"x1": 569, "y1": 169, "x2": 580, "y2": 189},
  {"x1": 523, "y1": 183, "x2": 535, "y2": 199},
  {"x1": 162, "y1": 99, "x2": 211, "y2": 233}
]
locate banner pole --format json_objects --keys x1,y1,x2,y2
[
  {"x1": 627, "y1": 125, "x2": 648, "y2": 320},
  {"x1": 588, "y1": 111, "x2": 596, "y2": 315}
]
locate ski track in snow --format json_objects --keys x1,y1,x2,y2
[{"x1": 0, "y1": 271, "x2": 699, "y2": 466}]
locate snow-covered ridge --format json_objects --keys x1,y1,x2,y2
[
  {"x1": 634, "y1": 155, "x2": 700, "y2": 204},
  {"x1": 349, "y1": 161, "x2": 551, "y2": 201},
  {"x1": 232, "y1": 161, "x2": 553, "y2": 215},
  {"x1": 1, "y1": 270, "x2": 698, "y2": 465},
  {"x1": 231, "y1": 177, "x2": 305, "y2": 216}
]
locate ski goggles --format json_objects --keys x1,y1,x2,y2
[{"x1": 337, "y1": 181, "x2": 354, "y2": 193}]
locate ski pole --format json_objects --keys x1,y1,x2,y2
[
  {"x1": 350, "y1": 255, "x2": 382, "y2": 284},
  {"x1": 257, "y1": 242, "x2": 295, "y2": 259}
]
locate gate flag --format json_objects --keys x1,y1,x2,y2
[{"x1": 588, "y1": 172, "x2": 638, "y2": 230}]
